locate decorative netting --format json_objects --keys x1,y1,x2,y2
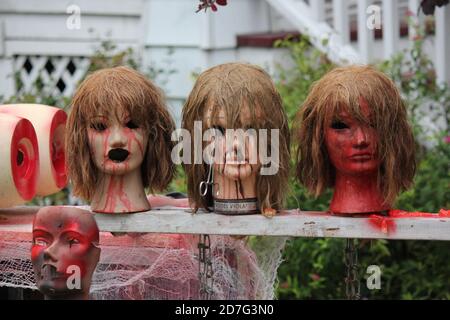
[{"x1": 0, "y1": 209, "x2": 287, "y2": 300}]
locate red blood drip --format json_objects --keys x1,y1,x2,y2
[
  {"x1": 102, "y1": 176, "x2": 117, "y2": 213},
  {"x1": 95, "y1": 125, "x2": 146, "y2": 213},
  {"x1": 117, "y1": 176, "x2": 132, "y2": 211}
]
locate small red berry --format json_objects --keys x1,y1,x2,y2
[
  {"x1": 211, "y1": 3, "x2": 217, "y2": 11},
  {"x1": 216, "y1": 0, "x2": 228, "y2": 5}
]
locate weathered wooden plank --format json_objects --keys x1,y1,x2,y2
[{"x1": 0, "y1": 206, "x2": 449, "y2": 241}]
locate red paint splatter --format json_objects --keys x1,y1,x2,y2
[
  {"x1": 388, "y1": 209, "x2": 450, "y2": 218},
  {"x1": 368, "y1": 214, "x2": 397, "y2": 234},
  {"x1": 368, "y1": 209, "x2": 449, "y2": 234}
]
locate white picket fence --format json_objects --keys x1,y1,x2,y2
[{"x1": 265, "y1": 0, "x2": 450, "y2": 84}]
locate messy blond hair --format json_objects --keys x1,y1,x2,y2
[
  {"x1": 66, "y1": 66, "x2": 175, "y2": 200},
  {"x1": 294, "y1": 65, "x2": 416, "y2": 205},
  {"x1": 182, "y1": 62, "x2": 290, "y2": 212}
]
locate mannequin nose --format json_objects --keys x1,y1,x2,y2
[
  {"x1": 43, "y1": 243, "x2": 58, "y2": 262},
  {"x1": 353, "y1": 126, "x2": 369, "y2": 148},
  {"x1": 109, "y1": 126, "x2": 127, "y2": 148},
  {"x1": 231, "y1": 136, "x2": 246, "y2": 162}
]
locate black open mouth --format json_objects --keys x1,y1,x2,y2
[{"x1": 108, "y1": 148, "x2": 130, "y2": 163}]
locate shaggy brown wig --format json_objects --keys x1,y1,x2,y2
[
  {"x1": 66, "y1": 66, "x2": 175, "y2": 201},
  {"x1": 294, "y1": 65, "x2": 416, "y2": 205},
  {"x1": 182, "y1": 62, "x2": 290, "y2": 213}
]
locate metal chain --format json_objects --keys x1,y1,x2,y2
[
  {"x1": 344, "y1": 238, "x2": 361, "y2": 300},
  {"x1": 198, "y1": 234, "x2": 214, "y2": 300}
]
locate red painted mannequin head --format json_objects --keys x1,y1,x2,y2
[
  {"x1": 66, "y1": 66, "x2": 175, "y2": 213},
  {"x1": 295, "y1": 66, "x2": 416, "y2": 214},
  {"x1": 31, "y1": 206, "x2": 100, "y2": 300}
]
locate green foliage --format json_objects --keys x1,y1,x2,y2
[
  {"x1": 274, "y1": 35, "x2": 335, "y2": 123},
  {"x1": 396, "y1": 134, "x2": 450, "y2": 212},
  {"x1": 274, "y1": 28, "x2": 450, "y2": 299}
]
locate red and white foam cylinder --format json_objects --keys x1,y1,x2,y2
[
  {"x1": 0, "y1": 104, "x2": 67, "y2": 196},
  {"x1": 0, "y1": 114, "x2": 39, "y2": 208}
]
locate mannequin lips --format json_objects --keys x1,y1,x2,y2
[
  {"x1": 225, "y1": 151, "x2": 249, "y2": 165},
  {"x1": 349, "y1": 152, "x2": 374, "y2": 161},
  {"x1": 108, "y1": 148, "x2": 130, "y2": 162}
]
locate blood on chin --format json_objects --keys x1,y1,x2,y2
[{"x1": 101, "y1": 159, "x2": 132, "y2": 174}]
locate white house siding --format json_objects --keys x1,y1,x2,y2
[
  {"x1": 142, "y1": 0, "x2": 282, "y2": 125},
  {"x1": 0, "y1": 0, "x2": 293, "y2": 125},
  {"x1": 0, "y1": 0, "x2": 447, "y2": 126},
  {"x1": 0, "y1": 0, "x2": 144, "y2": 100}
]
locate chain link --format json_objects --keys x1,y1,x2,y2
[
  {"x1": 198, "y1": 234, "x2": 214, "y2": 300},
  {"x1": 344, "y1": 238, "x2": 360, "y2": 300}
]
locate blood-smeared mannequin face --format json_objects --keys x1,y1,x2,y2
[
  {"x1": 204, "y1": 105, "x2": 260, "y2": 182},
  {"x1": 31, "y1": 207, "x2": 100, "y2": 299},
  {"x1": 87, "y1": 111, "x2": 148, "y2": 176},
  {"x1": 325, "y1": 103, "x2": 380, "y2": 176}
]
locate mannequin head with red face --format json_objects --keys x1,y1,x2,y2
[
  {"x1": 66, "y1": 66, "x2": 175, "y2": 213},
  {"x1": 295, "y1": 66, "x2": 416, "y2": 214},
  {"x1": 31, "y1": 206, "x2": 100, "y2": 299}
]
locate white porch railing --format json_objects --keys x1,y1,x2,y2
[{"x1": 265, "y1": 0, "x2": 450, "y2": 84}]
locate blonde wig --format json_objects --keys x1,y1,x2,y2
[
  {"x1": 182, "y1": 62, "x2": 290, "y2": 212},
  {"x1": 294, "y1": 65, "x2": 416, "y2": 205},
  {"x1": 66, "y1": 66, "x2": 175, "y2": 200}
]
